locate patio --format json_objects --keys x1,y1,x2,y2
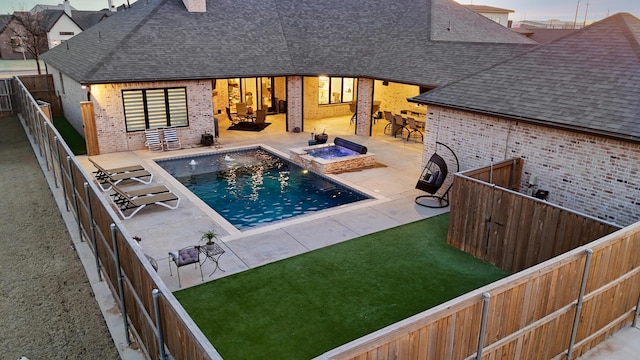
[{"x1": 77, "y1": 113, "x2": 447, "y2": 291}]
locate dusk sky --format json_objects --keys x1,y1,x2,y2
[{"x1": 1, "y1": 0, "x2": 638, "y2": 23}]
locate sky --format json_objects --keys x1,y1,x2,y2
[{"x1": 0, "y1": 0, "x2": 638, "y2": 23}]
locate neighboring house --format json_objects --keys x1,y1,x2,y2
[
  {"x1": 0, "y1": 1, "x2": 108, "y2": 59},
  {"x1": 39, "y1": 9, "x2": 110, "y2": 49},
  {"x1": 412, "y1": 13, "x2": 640, "y2": 226},
  {"x1": 0, "y1": 13, "x2": 47, "y2": 60},
  {"x1": 40, "y1": 0, "x2": 535, "y2": 155},
  {"x1": 463, "y1": 4, "x2": 513, "y2": 27},
  {"x1": 513, "y1": 19, "x2": 588, "y2": 29}
]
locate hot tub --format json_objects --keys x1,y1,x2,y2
[{"x1": 290, "y1": 138, "x2": 376, "y2": 174}]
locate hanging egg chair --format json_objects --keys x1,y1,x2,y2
[{"x1": 415, "y1": 142, "x2": 459, "y2": 208}]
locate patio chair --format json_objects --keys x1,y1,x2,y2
[
  {"x1": 393, "y1": 114, "x2": 409, "y2": 138},
  {"x1": 383, "y1": 111, "x2": 394, "y2": 135},
  {"x1": 169, "y1": 246, "x2": 203, "y2": 287},
  {"x1": 254, "y1": 109, "x2": 266, "y2": 124},
  {"x1": 349, "y1": 101, "x2": 357, "y2": 124},
  {"x1": 236, "y1": 102, "x2": 248, "y2": 120},
  {"x1": 226, "y1": 107, "x2": 240, "y2": 124},
  {"x1": 406, "y1": 117, "x2": 423, "y2": 142},
  {"x1": 144, "y1": 129, "x2": 164, "y2": 152},
  {"x1": 89, "y1": 158, "x2": 153, "y2": 191},
  {"x1": 162, "y1": 127, "x2": 181, "y2": 150},
  {"x1": 111, "y1": 183, "x2": 180, "y2": 219}
]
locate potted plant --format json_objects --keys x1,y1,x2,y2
[{"x1": 201, "y1": 229, "x2": 218, "y2": 250}]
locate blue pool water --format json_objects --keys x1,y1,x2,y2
[
  {"x1": 156, "y1": 148, "x2": 370, "y2": 230},
  {"x1": 306, "y1": 145, "x2": 358, "y2": 160}
]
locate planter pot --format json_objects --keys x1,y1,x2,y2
[{"x1": 315, "y1": 133, "x2": 328, "y2": 144}]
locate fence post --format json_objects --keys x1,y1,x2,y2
[
  {"x1": 67, "y1": 156, "x2": 82, "y2": 238},
  {"x1": 52, "y1": 136, "x2": 60, "y2": 189},
  {"x1": 476, "y1": 292, "x2": 491, "y2": 360},
  {"x1": 567, "y1": 249, "x2": 593, "y2": 360},
  {"x1": 84, "y1": 183, "x2": 102, "y2": 283},
  {"x1": 633, "y1": 291, "x2": 640, "y2": 328},
  {"x1": 152, "y1": 289, "x2": 167, "y2": 360},
  {"x1": 111, "y1": 223, "x2": 131, "y2": 344}
]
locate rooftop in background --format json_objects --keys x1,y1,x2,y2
[
  {"x1": 463, "y1": 5, "x2": 513, "y2": 13},
  {"x1": 512, "y1": 27, "x2": 578, "y2": 44},
  {"x1": 40, "y1": 0, "x2": 536, "y2": 87},
  {"x1": 412, "y1": 12, "x2": 640, "y2": 143}
]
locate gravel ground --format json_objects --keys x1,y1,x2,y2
[{"x1": 0, "y1": 114, "x2": 119, "y2": 359}]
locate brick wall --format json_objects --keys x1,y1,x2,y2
[
  {"x1": 50, "y1": 77, "x2": 215, "y2": 154},
  {"x1": 426, "y1": 105, "x2": 640, "y2": 226}
]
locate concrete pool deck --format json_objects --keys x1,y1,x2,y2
[{"x1": 78, "y1": 114, "x2": 448, "y2": 290}]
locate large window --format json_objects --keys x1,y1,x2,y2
[
  {"x1": 318, "y1": 76, "x2": 355, "y2": 105},
  {"x1": 122, "y1": 87, "x2": 188, "y2": 131}
]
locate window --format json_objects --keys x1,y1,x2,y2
[
  {"x1": 122, "y1": 87, "x2": 188, "y2": 131},
  {"x1": 318, "y1": 76, "x2": 355, "y2": 104}
]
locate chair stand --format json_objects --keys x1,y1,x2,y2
[{"x1": 415, "y1": 185, "x2": 452, "y2": 208}]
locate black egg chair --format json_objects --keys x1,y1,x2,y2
[{"x1": 415, "y1": 142, "x2": 459, "y2": 208}]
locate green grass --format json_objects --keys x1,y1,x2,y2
[
  {"x1": 175, "y1": 214, "x2": 509, "y2": 359},
  {"x1": 52, "y1": 116, "x2": 87, "y2": 155}
]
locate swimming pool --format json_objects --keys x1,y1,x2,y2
[{"x1": 155, "y1": 148, "x2": 370, "y2": 230}]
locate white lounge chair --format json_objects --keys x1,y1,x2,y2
[
  {"x1": 111, "y1": 183, "x2": 180, "y2": 219},
  {"x1": 88, "y1": 158, "x2": 153, "y2": 191}
]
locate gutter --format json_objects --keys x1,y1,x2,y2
[{"x1": 409, "y1": 98, "x2": 640, "y2": 145}]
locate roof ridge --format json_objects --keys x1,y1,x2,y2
[
  {"x1": 619, "y1": 13, "x2": 640, "y2": 61},
  {"x1": 84, "y1": 0, "x2": 168, "y2": 80}
]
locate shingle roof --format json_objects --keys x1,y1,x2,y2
[
  {"x1": 40, "y1": 0, "x2": 535, "y2": 85},
  {"x1": 412, "y1": 13, "x2": 640, "y2": 142}
]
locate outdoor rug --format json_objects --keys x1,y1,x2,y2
[{"x1": 227, "y1": 122, "x2": 271, "y2": 132}]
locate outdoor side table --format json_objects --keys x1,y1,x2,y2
[{"x1": 197, "y1": 243, "x2": 226, "y2": 276}]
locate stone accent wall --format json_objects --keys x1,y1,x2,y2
[
  {"x1": 287, "y1": 76, "x2": 303, "y2": 132},
  {"x1": 87, "y1": 79, "x2": 214, "y2": 154},
  {"x1": 425, "y1": 105, "x2": 640, "y2": 226},
  {"x1": 290, "y1": 144, "x2": 376, "y2": 174}
]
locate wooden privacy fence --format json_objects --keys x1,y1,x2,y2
[
  {"x1": 12, "y1": 77, "x2": 222, "y2": 360},
  {"x1": 18, "y1": 74, "x2": 63, "y2": 117},
  {"x1": 448, "y1": 175, "x2": 621, "y2": 273},
  {"x1": 318, "y1": 161, "x2": 638, "y2": 359}
]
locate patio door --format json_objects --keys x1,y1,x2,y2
[{"x1": 228, "y1": 77, "x2": 277, "y2": 114}]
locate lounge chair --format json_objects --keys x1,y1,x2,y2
[
  {"x1": 89, "y1": 158, "x2": 153, "y2": 191},
  {"x1": 88, "y1": 158, "x2": 145, "y2": 182},
  {"x1": 110, "y1": 184, "x2": 171, "y2": 206},
  {"x1": 111, "y1": 183, "x2": 180, "y2": 219},
  {"x1": 145, "y1": 129, "x2": 164, "y2": 152},
  {"x1": 162, "y1": 127, "x2": 181, "y2": 150}
]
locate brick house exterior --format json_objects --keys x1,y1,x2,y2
[
  {"x1": 415, "y1": 13, "x2": 640, "y2": 226},
  {"x1": 424, "y1": 106, "x2": 640, "y2": 226}
]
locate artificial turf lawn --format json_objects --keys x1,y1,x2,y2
[
  {"x1": 175, "y1": 213, "x2": 509, "y2": 359},
  {"x1": 53, "y1": 116, "x2": 87, "y2": 155}
]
